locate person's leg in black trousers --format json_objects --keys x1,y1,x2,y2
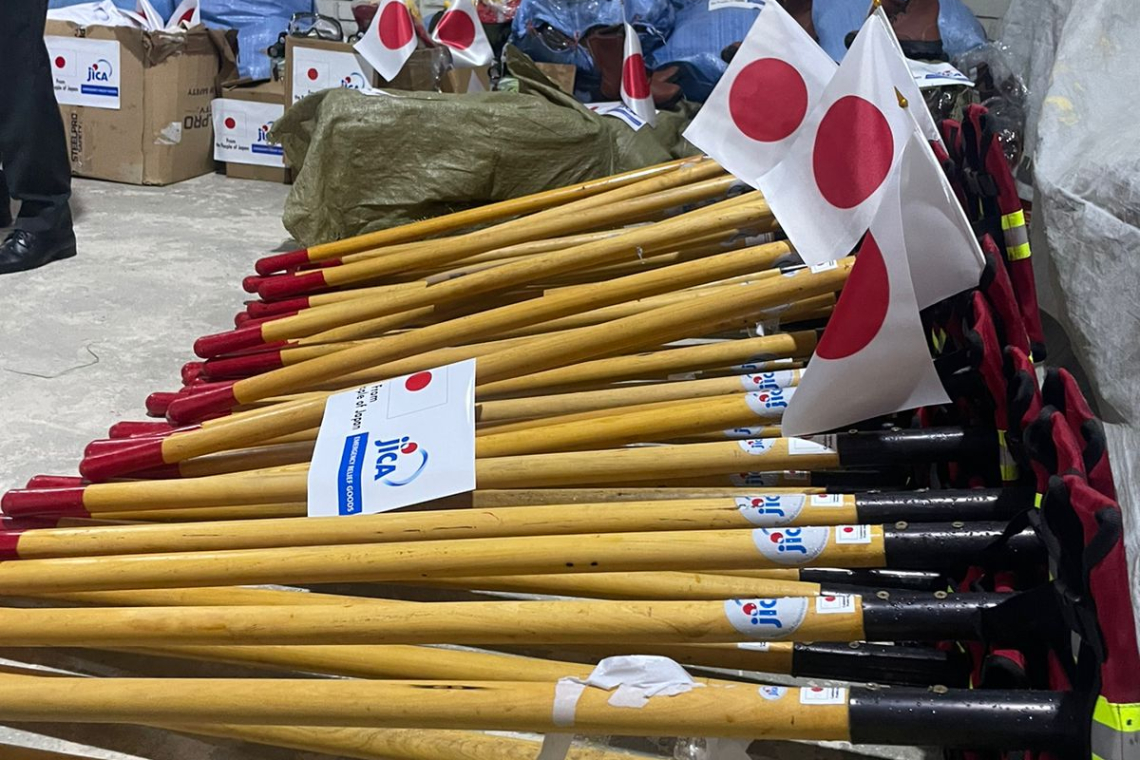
[{"x1": 0, "y1": 0, "x2": 77, "y2": 274}]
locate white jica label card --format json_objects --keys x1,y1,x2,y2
[{"x1": 307, "y1": 359, "x2": 476, "y2": 517}]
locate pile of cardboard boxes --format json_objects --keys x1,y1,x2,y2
[{"x1": 46, "y1": 20, "x2": 574, "y2": 187}]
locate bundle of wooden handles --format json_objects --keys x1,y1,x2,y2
[{"x1": 0, "y1": 157, "x2": 1073, "y2": 760}]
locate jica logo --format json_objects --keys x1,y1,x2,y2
[
  {"x1": 373, "y1": 435, "x2": 429, "y2": 486},
  {"x1": 767, "y1": 527, "x2": 808, "y2": 555},
  {"x1": 750, "y1": 372, "x2": 780, "y2": 389},
  {"x1": 736, "y1": 599, "x2": 785, "y2": 628},
  {"x1": 341, "y1": 72, "x2": 367, "y2": 89},
  {"x1": 749, "y1": 495, "x2": 786, "y2": 518},
  {"x1": 257, "y1": 121, "x2": 275, "y2": 142},
  {"x1": 87, "y1": 58, "x2": 113, "y2": 83},
  {"x1": 753, "y1": 387, "x2": 788, "y2": 409}
]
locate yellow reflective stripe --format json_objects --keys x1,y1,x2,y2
[
  {"x1": 931, "y1": 327, "x2": 948, "y2": 353},
  {"x1": 1094, "y1": 696, "x2": 1140, "y2": 732},
  {"x1": 1007, "y1": 241, "x2": 1032, "y2": 261},
  {"x1": 997, "y1": 430, "x2": 1019, "y2": 481},
  {"x1": 1034, "y1": 492, "x2": 1043, "y2": 508},
  {"x1": 1001, "y1": 210, "x2": 1026, "y2": 230}
]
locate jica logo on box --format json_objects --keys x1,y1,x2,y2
[
  {"x1": 341, "y1": 72, "x2": 367, "y2": 89},
  {"x1": 373, "y1": 436, "x2": 429, "y2": 486},
  {"x1": 86, "y1": 58, "x2": 112, "y2": 82}
]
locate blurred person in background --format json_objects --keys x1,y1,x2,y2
[{"x1": 0, "y1": 0, "x2": 77, "y2": 275}]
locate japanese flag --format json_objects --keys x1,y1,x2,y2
[
  {"x1": 684, "y1": 0, "x2": 836, "y2": 184},
  {"x1": 431, "y1": 0, "x2": 493, "y2": 68},
  {"x1": 875, "y1": 7, "x2": 942, "y2": 146},
  {"x1": 897, "y1": 129, "x2": 985, "y2": 308},
  {"x1": 125, "y1": 0, "x2": 164, "y2": 29},
  {"x1": 757, "y1": 12, "x2": 915, "y2": 266},
  {"x1": 780, "y1": 168, "x2": 950, "y2": 437},
  {"x1": 166, "y1": 0, "x2": 200, "y2": 29},
  {"x1": 620, "y1": 23, "x2": 656, "y2": 127},
  {"x1": 355, "y1": 0, "x2": 418, "y2": 82}
]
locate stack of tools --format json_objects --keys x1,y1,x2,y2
[{"x1": 0, "y1": 149, "x2": 1133, "y2": 760}]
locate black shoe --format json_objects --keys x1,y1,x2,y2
[{"x1": 0, "y1": 228, "x2": 77, "y2": 275}]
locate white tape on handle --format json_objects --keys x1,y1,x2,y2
[{"x1": 538, "y1": 656, "x2": 704, "y2": 760}]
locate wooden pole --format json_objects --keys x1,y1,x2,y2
[
  {"x1": 1, "y1": 496, "x2": 856, "y2": 558},
  {"x1": 197, "y1": 192, "x2": 768, "y2": 358},
  {"x1": 476, "y1": 331, "x2": 817, "y2": 398},
  {"x1": 475, "y1": 394, "x2": 789, "y2": 456},
  {"x1": 0, "y1": 526, "x2": 884, "y2": 593},
  {"x1": 0, "y1": 599, "x2": 867, "y2": 645},
  {"x1": 254, "y1": 156, "x2": 698, "y2": 271},
  {"x1": 0, "y1": 674, "x2": 852, "y2": 740},
  {"x1": 260, "y1": 162, "x2": 730, "y2": 297},
  {"x1": 83, "y1": 245, "x2": 827, "y2": 479}
]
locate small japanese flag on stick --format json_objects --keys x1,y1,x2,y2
[
  {"x1": 166, "y1": 0, "x2": 200, "y2": 29},
  {"x1": 431, "y1": 0, "x2": 493, "y2": 68},
  {"x1": 355, "y1": 0, "x2": 418, "y2": 82},
  {"x1": 757, "y1": 12, "x2": 915, "y2": 265},
  {"x1": 780, "y1": 166, "x2": 950, "y2": 438},
  {"x1": 620, "y1": 23, "x2": 656, "y2": 127},
  {"x1": 684, "y1": 0, "x2": 836, "y2": 184}
]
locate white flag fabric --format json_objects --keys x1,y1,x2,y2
[
  {"x1": 166, "y1": 0, "x2": 201, "y2": 29},
  {"x1": 431, "y1": 0, "x2": 493, "y2": 68},
  {"x1": 620, "y1": 23, "x2": 656, "y2": 127},
  {"x1": 127, "y1": 0, "x2": 164, "y2": 29},
  {"x1": 874, "y1": 7, "x2": 943, "y2": 145},
  {"x1": 897, "y1": 129, "x2": 985, "y2": 308},
  {"x1": 756, "y1": 12, "x2": 916, "y2": 266},
  {"x1": 684, "y1": 0, "x2": 835, "y2": 184},
  {"x1": 780, "y1": 170, "x2": 950, "y2": 437},
  {"x1": 355, "y1": 0, "x2": 419, "y2": 82}
]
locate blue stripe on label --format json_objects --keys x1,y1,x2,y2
[
  {"x1": 251, "y1": 144, "x2": 284, "y2": 155},
  {"x1": 80, "y1": 85, "x2": 119, "y2": 96},
  {"x1": 337, "y1": 432, "x2": 369, "y2": 515}
]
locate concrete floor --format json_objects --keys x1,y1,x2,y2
[
  {"x1": 0, "y1": 174, "x2": 929, "y2": 760},
  {"x1": 0, "y1": 174, "x2": 293, "y2": 494}
]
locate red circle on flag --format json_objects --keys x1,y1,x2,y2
[
  {"x1": 405, "y1": 371, "x2": 432, "y2": 391},
  {"x1": 307, "y1": 67, "x2": 319, "y2": 81},
  {"x1": 728, "y1": 58, "x2": 809, "y2": 143},
  {"x1": 435, "y1": 9, "x2": 476, "y2": 50},
  {"x1": 224, "y1": 117, "x2": 236, "y2": 129},
  {"x1": 812, "y1": 95, "x2": 894, "y2": 209},
  {"x1": 622, "y1": 53, "x2": 651, "y2": 100},
  {"x1": 378, "y1": 2, "x2": 414, "y2": 49},
  {"x1": 54, "y1": 56, "x2": 66, "y2": 68},
  {"x1": 816, "y1": 233, "x2": 890, "y2": 360}
]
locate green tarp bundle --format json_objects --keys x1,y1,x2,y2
[{"x1": 273, "y1": 49, "x2": 699, "y2": 246}]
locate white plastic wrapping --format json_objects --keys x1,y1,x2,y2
[{"x1": 999, "y1": 0, "x2": 1140, "y2": 638}]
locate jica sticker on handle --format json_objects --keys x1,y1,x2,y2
[
  {"x1": 724, "y1": 598, "x2": 808, "y2": 639},
  {"x1": 735, "y1": 494, "x2": 806, "y2": 527},
  {"x1": 752, "y1": 526, "x2": 829, "y2": 564}
]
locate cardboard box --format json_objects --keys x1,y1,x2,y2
[
  {"x1": 215, "y1": 80, "x2": 291, "y2": 184},
  {"x1": 44, "y1": 21, "x2": 236, "y2": 185},
  {"x1": 285, "y1": 37, "x2": 465, "y2": 101}
]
